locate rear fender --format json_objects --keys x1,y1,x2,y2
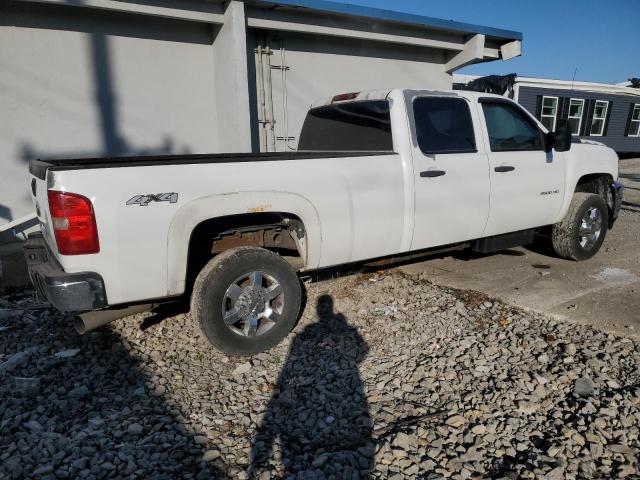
[{"x1": 166, "y1": 191, "x2": 321, "y2": 296}]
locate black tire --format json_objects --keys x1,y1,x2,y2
[
  {"x1": 191, "y1": 247, "x2": 302, "y2": 356},
  {"x1": 551, "y1": 193, "x2": 609, "y2": 261}
]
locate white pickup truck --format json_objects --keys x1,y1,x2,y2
[{"x1": 25, "y1": 89, "x2": 624, "y2": 355}]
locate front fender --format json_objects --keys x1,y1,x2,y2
[
  {"x1": 166, "y1": 191, "x2": 321, "y2": 296},
  {"x1": 557, "y1": 143, "x2": 619, "y2": 222}
]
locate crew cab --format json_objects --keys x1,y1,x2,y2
[{"x1": 24, "y1": 89, "x2": 624, "y2": 355}]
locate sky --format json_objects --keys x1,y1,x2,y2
[{"x1": 331, "y1": 0, "x2": 639, "y2": 84}]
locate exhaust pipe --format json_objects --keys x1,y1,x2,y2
[{"x1": 74, "y1": 304, "x2": 153, "y2": 334}]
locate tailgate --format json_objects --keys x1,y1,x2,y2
[{"x1": 29, "y1": 160, "x2": 57, "y2": 256}]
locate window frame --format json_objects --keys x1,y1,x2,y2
[
  {"x1": 628, "y1": 103, "x2": 640, "y2": 137},
  {"x1": 567, "y1": 98, "x2": 585, "y2": 136},
  {"x1": 540, "y1": 96, "x2": 559, "y2": 132},
  {"x1": 590, "y1": 100, "x2": 609, "y2": 137},
  {"x1": 411, "y1": 96, "x2": 478, "y2": 155},
  {"x1": 479, "y1": 97, "x2": 546, "y2": 153}
]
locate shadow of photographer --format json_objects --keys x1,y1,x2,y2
[{"x1": 249, "y1": 294, "x2": 374, "y2": 479}]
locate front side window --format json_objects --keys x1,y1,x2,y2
[
  {"x1": 413, "y1": 97, "x2": 476, "y2": 154},
  {"x1": 628, "y1": 104, "x2": 640, "y2": 137},
  {"x1": 298, "y1": 100, "x2": 393, "y2": 151},
  {"x1": 540, "y1": 96, "x2": 558, "y2": 131},
  {"x1": 482, "y1": 102, "x2": 543, "y2": 152},
  {"x1": 568, "y1": 98, "x2": 585, "y2": 135},
  {"x1": 590, "y1": 100, "x2": 609, "y2": 136}
]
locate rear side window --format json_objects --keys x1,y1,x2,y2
[
  {"x1": 413, "y1": 97, "x2": 476, "y2": 154},
  {"x1": 298, "y1": 101, "x2": 393, "y2": 151},
  {"x1": 482, "y1": 102, "x2": 543, "y2": 152}
]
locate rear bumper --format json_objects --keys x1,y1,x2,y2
[
  {"x1": 610, "y1": 181, "x2": 624, "y2": 227},
  {"x1": 24, "y1": 233, "x2": 107, "y2": 312}
]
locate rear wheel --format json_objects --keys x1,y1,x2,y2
[
  {"x1": 191, "y1": 247, "x2": 302, "y2": 356},
  {"x1": 551, "y1": 193, "x2": 609, "y2": 261}
]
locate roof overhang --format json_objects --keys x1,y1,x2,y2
[
  {"x1": 17, "y1": 0, "x2": 523, "y2": 72},
  {"x1": 249, "y1": 0, "x2": 522, "y2": 39},
  {"x1": 245, "y1": 0, "x2": 522, "y2": 71},
  {"x1": 516, "y1": 77, "x2": 640, "y2": 97}
]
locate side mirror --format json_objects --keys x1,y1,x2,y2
[{"x1": 548, "y1": 120, "x2": 572, "y2": 152}]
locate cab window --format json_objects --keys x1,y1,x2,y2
[
  {"x1": 298, "y1": 101, "x2": 393, "y2": 151},
  {"x1": 482, "y1": 102, "x2": 543, "y2": 152},
  {"x1": 413, "y1": 97, "x2": 476, "y2": 154}
]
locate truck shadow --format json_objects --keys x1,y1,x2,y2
[
  {"x1": 0, "y1": 303, "x2": 226, "y2": 479},
  {"x1": 248, "y1": 294, "x2": 373, "y2": 479}
]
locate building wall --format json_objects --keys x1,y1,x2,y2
[
  {"x1": 249, "y1": 30, "x2": 450, "y2": 151},
  {"x1": 518, "y1": 86, "x2": 640, "y2": 154},
  {"x1": 0, "y1": 3, "x2": 221, "y2": 224},
  {"x1": 0, "y1": 0, "x2": 486, "y2": 227}
]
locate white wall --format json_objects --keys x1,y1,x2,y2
[
  {"x1": 212, "y1": 0, "x2": 252, "y2": 153},
  {"x1": 249, "y1": 31, "x2": 451, "y2": 151},
  {"x1": 1, "y1": 1, "x2": 461, "y2": 225},
  {"x1": 0, "y1": 3, "x2": 220, "y2": 224}
]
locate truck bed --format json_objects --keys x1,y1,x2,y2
[{"x1": 29, "y1": 151, "x2": 392, "y2": 179}]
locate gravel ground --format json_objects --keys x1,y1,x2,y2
[{"x1": 1, "y1": 271, "x2": 639, "y2": 479}]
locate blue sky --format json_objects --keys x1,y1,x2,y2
[{"x1": 334, "y1": 0, "x2": 639, "y2": 84}]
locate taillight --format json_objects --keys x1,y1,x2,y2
[{"x1": 48, "y1": 191, "x2": 100, "y2": 255}]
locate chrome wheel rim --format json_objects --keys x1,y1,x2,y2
[
  {"x1": 221, "y1": 271, "x2": 284, "y2": 337},
  {"x1": 579, "y1": 207, "x2": 603, "y2": 250}
]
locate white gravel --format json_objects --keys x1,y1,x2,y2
[{"x1": 1, "y1": 270, "x2": 639, "y2": 479}]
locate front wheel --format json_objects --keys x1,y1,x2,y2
[
  {"x1": 191, "y1": 247, "x2": 302, "y2": 356},
  {"x1": 551, "y1": 192, "x2": 609, "y2": 261}
]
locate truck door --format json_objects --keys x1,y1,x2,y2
[
  {"x1": 477, "y1": 98, "x2": 564, "y2": 236},
  {"x1": 409, "y1": 95, "x2": 491, "y2": 250}
]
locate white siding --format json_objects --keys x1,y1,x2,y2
[
  {"x1": 0, "y1": 3, "x2": 220, "y2": 224},
  {"x1": 251, "y1": 31, "x2": 450, "y2": 151}
]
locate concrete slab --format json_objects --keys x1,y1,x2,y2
[{"x1": 400, "y1": 159, "x2": 640, "y2": 336}]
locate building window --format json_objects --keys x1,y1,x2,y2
[
  {"x1": 568, "y1": 98, "x2": 585, "y2": 135},
  {"x1": 540, "y1": 96, "x2": 558, "y2": 131},
  {"x1": 628, "y1": 104, "x2": 640, "y2": 137},
  {"x1": 590, "y1": 100, "x2": 609, "y2": 136}
]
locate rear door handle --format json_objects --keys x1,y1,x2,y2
[
  {"x1": 495, "y1": 166, "x2": 515, "y2": 173},
  {"x1": 420, "y1": 170, "x2": 446, "y2": 178}
]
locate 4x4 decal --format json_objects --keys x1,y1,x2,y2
[{"x1": 126, "y1": 193, "x2": 178, "y2": 206}]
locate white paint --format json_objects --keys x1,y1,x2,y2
[
  {"x1": 2, "y1": 1, "x2": 522, "y2": 227},
  {"x1": 257, "y1": 32, "x2": 451, "y2": 152},
  {"x1": 408, "y1": 95, "x2": 491, "y2": 248},
  {"x1": 474, "y1": 100, "x2": 565, "y2": 236},
  {"x1": 629, "y1": 104, "x2": 640, "y2": 137},
  {"x1": 24, "y1": 0, "x2": 226, "y2": 24},
  {"x1": 515, "y1": 77, "x2": 640, "y2": 97},
  {"x1": 445, "y1": 34, "x2": 485, "y2": 74},
  {"x1": 541, "y1": 96, "x2": 559, "y2": 132},
  {"x1": 0, "y1": 4, "x2": 220, "y2": 222},
  {"x1": 31, "y1": 89, "x2": 619, "y2": 307},
  {"x1": 212, "y1": 1, "x2": 252, "y2": 152},
  {"x1": 589, "y1": 100, "x2": 609, "y2": 137},
  {"x1": 453, "y1": 74, "x2": 640, "y2": 98},
  {"x1": 568, "y1": 98, "x2": 585, "y2": 136},
  {"x1": 500, "y1": 40, "x2": 522, "y2": 60},
  {"x1": 246, "y1": 17, "x2": 467, "y2": 52}
]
